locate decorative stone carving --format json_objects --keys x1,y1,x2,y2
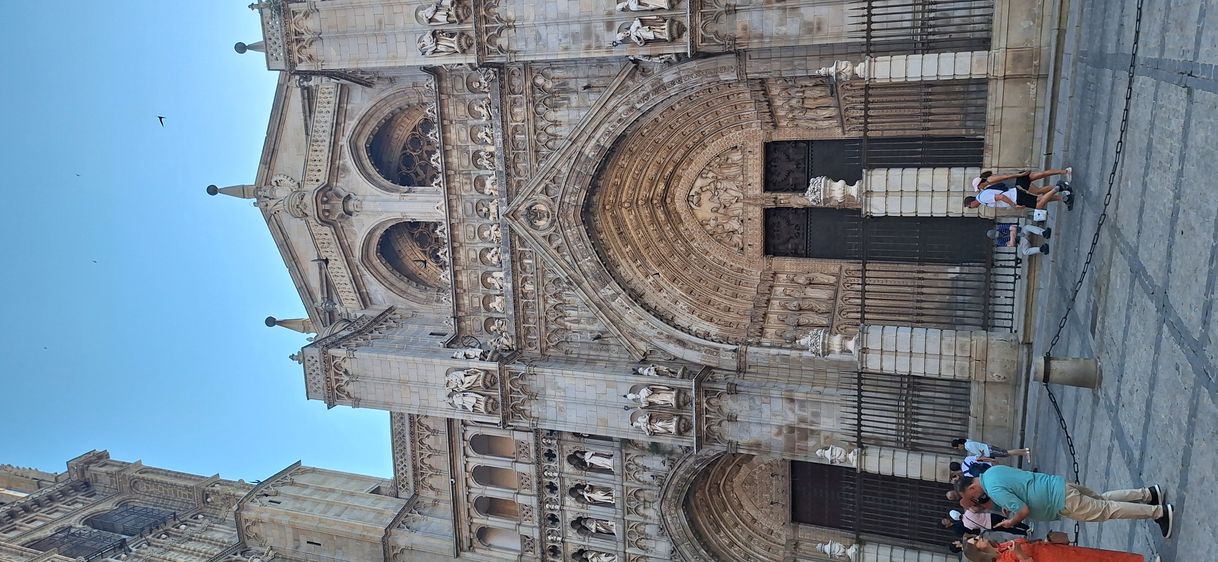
[
  {"x1": 479, "y1": 247, "x2": 502, "y2": 266},
  {"x1": 572, "y1": 516, "x2": 617, "y2": 536},
  {"x1": 616, "y1": 0, "x2": 670, "y2": 10},
  {"x1": 574, "y1": 549, "x2": 618, "y2": 562},
  {"x1": 446, "y1": 391, "x2": 492, "y2": 413},
  {"x1": 798, "y1": 328, "x2": 856, "y2": 357},
  {"x1": 687, "y1": 146, "x2": 745, "y2": 252},
  {"x1": 417, "y1": 0, "x2": 465, "y2": 24},
  {"x1": 815, "y1": 541, "x2": 859, "y2": 561},
  {"x1": 623, "y1": 385, "x2": 681, "y2": 408},
  {"x1": 816, "y1": 60, "x2": 868, "y2": 82},
  {"x1": 418, "y1": 30, "x2": 470, "y2": 56},
  {"x1": 482, "y1": 270, "x2": 506, "y2": 289},
  {"x1": 570, "y1": 483, "x2": 615, "y2": 506},
  {"x1": 524, "y1": 201, "x2": 554, "y2": 229},
  {"x1": 614, "y1": 17, "x2": 674, "y2": 46},
  {"x1": 483, "y1": 294, "x2": 506, "y2": 313},
  {"x1": 445, "y1": 369, "x2": 494, "y2": 391},
  {"x1": 451, "y1": 347, "x2": 490, "y2": 360},
  {"x1": 804, "y1": 176, "x2": 861, "y2": 207},
  {"x1": 814, "y1": 445, "x2": 860, "y2": 467},
  {"x1": 568, "y1": 450, "x2": 615, "y2": 472}
]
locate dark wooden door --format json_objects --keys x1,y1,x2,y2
[{"x1": 764, "y1": 208, "x2": 992, "y2": 263}]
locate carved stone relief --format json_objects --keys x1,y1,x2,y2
[{"x1": 687, "y1": 146, "x2": 746, "y2": 253}]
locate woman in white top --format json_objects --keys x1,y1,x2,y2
[{"x1": 964, "y1": 168, "x2": 1073, "y2": 210}]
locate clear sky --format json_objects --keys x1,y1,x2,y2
[{"x1": 0, "y1": 3, "x2": 390, "y2": 482}]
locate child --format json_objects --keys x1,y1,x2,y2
[
  {"x1": 987, "y1": 224, "x2": 1051, "y2": 256},
  {"x1": 951, "y1": 438, "x2": 1031, "y2": 462},
  {"x1": 963, "y1": 535, "x2": 1157, "y2": 562}
]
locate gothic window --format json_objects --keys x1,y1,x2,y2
[
  {"x1": 469, "y1": 434, "x2": 517, "y2": 459},
  {"x1": 373, "y1": 221, "x2": 448, "y2": 290},
  {"x1": 763, "y1": 209, "x2": 992, "y2": 263},
  {"x1": 473, "y1": 496, "x2": 521, "y2": 519},
  {"x1": 471, "y1": 466, "x2": 520, "y2": 491},
  {"x1": 26, "y1": 526, "x2": 127, "y2": 559},
  {"x1": 475, "y1": 526, "x2": 523, "y2": 552},
  {"x1": 790, "y1": 462, "x2": 955, "y2": 548},
  {"x1": 365, "y1": 108, "x2": 440, "y2": 187},
  {"x1": 83, "y1": 504, "x2": 174, "y2": 536},
  {"x1": 762, "y1": 137, "x2": 985, "y2": 192}
]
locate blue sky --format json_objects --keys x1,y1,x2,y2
[{"x1": 0, "y1": 3, "x2": 390, "y2": 482}]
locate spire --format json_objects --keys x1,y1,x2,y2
[
  {"x1": 234, "y1": 41, "x2": 266, "y2": 54},
  {"x1": 206, "y1": 184, "x2": 259, "y2": 199},
  {"x1": 265, "y1": 316, "x2": 317, "y2": 334}
]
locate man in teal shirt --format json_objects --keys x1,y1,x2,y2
[{"x1": 956, "y1": 466, "x2": 1175, "y2": 538}]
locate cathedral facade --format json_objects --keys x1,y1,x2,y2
[{"x1": 3, "y1": 0, "x2": 1056, "y2": 560}]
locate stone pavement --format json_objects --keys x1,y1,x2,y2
[{"x1": 1025, "y1": 0, "x2": 1218, "y2": 560}]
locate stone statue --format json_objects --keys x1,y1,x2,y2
[
  {"x1": 576, "y1": 550, "x2": 618, "y2": 562},
  {"x1": 445, "y1": 369, "x2": 489, "y2": 392},
  {"x1": 483, "y1": 271, "x2": 506, "y2": 290},
  {"x1": 446, "y1": 391, "x2": 488, "y2": 413},
  {"x1": 474, "y1": 150, "x2": 496, "y2": 170},
  {"x1": 634, "y1": 364, "x2": 680, "y2": 378},
  {"x1": 419, "y1": 0, "x2": 460, "y2": 24},
  {"x1": 480, "y1": 247, "x2": 502, "y2": 266},
  {"x1": 623, "y1": 385, "x2": 679, "y2": 407},
  {"x1": 815, "y1": 445, "x2": 860, "y2": 467},
  {"x1": 451, "y1": 347, "x2": 488, "y2": 360},
  {"x1": 573, "y1": 516, "x2": 617, "y2": 536},
  {"x1": 815, "y1": 541, "x2": 859, "y2": 561},
  {"x1": 632, "y1": 412, "x2": 680, "y2": 435},
  {"x1": 616, "y1": 0, "x2": 670, "y2": 10},
  {"x1": 569, "y1": 450, "x2": 615, "y2": 471},
  {"x1": 627, "y1": 53, "x2": 681, "y2": 64},
  {"x1": 473, "y1": 125, "x2": 494, "y2": 145},
  {"x1": 614, "y1": 17, "x2": 672, "y2": 46},
  {"x1": 418, "y1": 30, "x2": 465, "y2": 57},
  {"x1": 571, "y1": 483, "x2": 615, "y2": 506},
  {"x1": 484, "y1": 294, "x2": 506, "y2": 313}
]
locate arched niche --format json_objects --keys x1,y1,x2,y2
[
  {"x1": 469, "y1": 434, "x2": 517, "y2": 459},
  {"x1": 349, "y1": 89, "x2": 441, "y2": 192},
  {"x1": 473, "y1": 496, "x2": 521, "y2": 520},
  {"x1": 475, "y1": 526, "x2": 523, "y2": 553},
  {"x1": 471, "y1": 465, "x2": 520, "y2": 491},
  {"x1": 361, "y1": 219, "x2": 450, "y2": 308}
]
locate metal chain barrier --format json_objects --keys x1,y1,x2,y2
[{"x1": 1039, "y1": 0, "x2": 1144, "y2": 542}]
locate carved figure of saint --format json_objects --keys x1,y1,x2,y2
[
  {"x1": 634, "y1": 363, "x2": 680, "y2": 378},
  {"x1": 484, "y1": 294, "x2": 506, "y2": 313},
  {"x1": 418, "y1": 30, "x2": 465, "y2": 56},
  {"x1": 473, "y1": 125, "x2": 494, "y2": 145},
  {"x1": 573, "y1": 516, "x2": 616, "y2": 536},
  {"x1": 445, "y1": 369, "x2": 488, "y2": 392},
  {"x1": 632, "y1": 412, "x2": 679, "y2": 435},
  {"x1": 616, "y1": 0, "x2": 670, "y2": 10},
  {"x1": 474, "y1": 150, "x2": 496, "y2": 170},
  {"x1": 479, "y1": 247, "x2": 502, "y2": 266},
  {"x1": 420, "y1": 0, "x2": 460, "y2": 24},
  {"x1": 569, "y1": 450, "x2": 615, "y2": 471},
  {"x1": 571, "y1": 483, "x2": 615, "y2": 506},
  {"x1": 482, "y1": 271, "x2": 506, "y2": 290},
  {"x1": 623, "y1": 385, "x2": 679, "y2": 408},
  {"x1": 815, "y1": 445, "x2": 859, "y2": 467},
  {"x1": 446, "y1": 391, "x2": 488, "y2": 413},
  {"x1": 614, "y1": 17, "x2": 672, "y2": 46},
  {"x1": 576, "y1": 550, "x2": 618, "y2": 562},
  {"x1": 451, "y1": 347, "x2": 488, "y2": 360}
]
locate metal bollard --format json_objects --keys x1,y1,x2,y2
[{"x1": 1032, "y1": 355, "x2": 1102, "y2": 389}]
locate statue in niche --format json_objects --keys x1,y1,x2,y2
[
  {"x1": 623, "y1": 385, "x2": 679, "y2": 408},
  {"x1": 616, "y1": 0, "x2": 670, "y2": 10},
  {"x1": 568, "y1": 450, "x2": 615, "y2": 471},
  {"x1": 574, "y1": 550, "x2": 618, "y2": 562},
  {"x1": 474, "y1": 150, "x2": 496, "y2": 170},
  {"x1": 572, "y1": 516, "x2": 617, "y2": 536},
  {"x1": 446, "y1": 391, "x2": 489, "y2": 413},
  {"x1": 474, "y1": 175, "x2": 498, "y2": 196},
  {"x1": 475, "y1": 199, "x2": 498, "y2": 220},
  {"x1": 470, "y1": 98, "x2": 492, "y2": 120},
  {"x1": 417, "y1": 30, "x2": 465, "y2": 56},
  {"x1": 631, "y1": 412, "x2": 680, "y2": 436},
  {"x1": 482, "y1": 271, "x2": 506, "y2": 290},
  {"x1": 815, "y1": 445, "x2": 860, "y2": 467},
  {"x1": 419, "y1": 0, "x2": 460, "y2": 24},
  {"x1": 451, "y1": 347, "x2": 489, "y2": 360},
  {"x1": 570, "y1": 483, "x2": 615, "y2": 506},
  {"x1": 445, "y1": 369, "x2": 490, "y2": 392},
  {"x1": 779, "y1": 286, "x2": 835, "y2": 300},
  {"x1": 613, "y1": 17, "x2": 673, "y2": 46},
  {"x1": 634, "y1": 364, "x2": 680, "y2": 378},
  {"x1": 479, "y1": 247, "x2": 501, "y2": 266},
  {"x1": 473, "y1": 125, "x2": 494, "y2": 145}
]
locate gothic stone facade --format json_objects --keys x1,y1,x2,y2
[{"x1": 2, "y1": 1, "x2": 1058, "y2": 561}]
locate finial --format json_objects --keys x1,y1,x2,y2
[
  {"x1": 206, "y1": 184, "x2": 259, "y2": 199},
  {"x1": 206, "y1": 184, "x2": 219, "y2": 196},
  {"x1": 234, "y1": 41, "x2": 265, "y2": 54},
  {"x1": 264, "y1": 316, "x2": 317, "y2": 334}
]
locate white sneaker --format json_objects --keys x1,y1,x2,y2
[{"x1": 1065, "y1": 167, "x2": 1073, "y2": 182}]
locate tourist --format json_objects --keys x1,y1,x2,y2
[
  {"x1": 965, "y1": 169, "x2": 1073, "y2": 211},
  {"x1": 952, "y1": 508, "x2": 1031, "y2": 537},
  {"x1": 941, "y1": 515, "x2": 969, "y2": 538},
  {"x1": 987, "y1": 224, "x2": 1052, "y2": 256},
  {"x1": 963, "y1": 534, "x2": 1158, "y2": 562},
  {"x1": 953, "y1": 457, "x2": 993, "y2": 477},
  {"x1": 956, "y1": 467, "x2": 1173, "y2": 538},
  {"x1": 951, "y1": 438, "x2": 1031, "y2": 463}
]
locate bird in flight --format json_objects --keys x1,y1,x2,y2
[{"x1": 157, "y1": 115, "x2": 166, "y2": 127}]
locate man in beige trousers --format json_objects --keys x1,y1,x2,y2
[{"x1": 956, "y1": 466, "x2": 1175, "y2": 538}]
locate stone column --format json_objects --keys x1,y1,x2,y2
[
  {"x1": 817, "y1": 51, "x2": 990, "y2": 83},
  {"x1": 862, "y1": 167, "x2": 982, "y2": 217},
  {"x1": 857, "y1": 325, "x2": 1018, "y2": 382}
]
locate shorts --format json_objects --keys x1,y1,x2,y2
[
  {"x1": 1014, "y1": 190, "x2": 1038, "y2": 207},
  {"x1": 1014, "y1": 174, "x2": 1032, "y2": 189},
  {"x1": 989, "y1": 447, "x2": 1009, "y2": 458}
]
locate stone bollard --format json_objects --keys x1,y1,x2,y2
[{"x1": 1032, "y1": 356, "x2": 1102, "y2": 388}]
